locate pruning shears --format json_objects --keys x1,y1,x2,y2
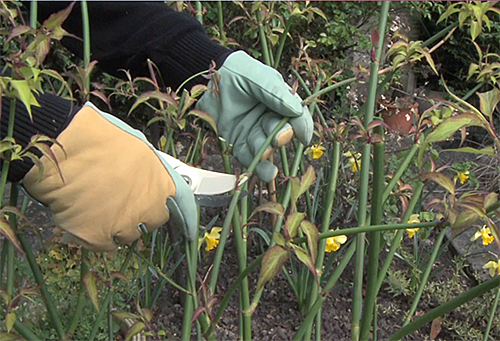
[{"x1": 158, "y1": 151, "x2": 247, "y2": 207}]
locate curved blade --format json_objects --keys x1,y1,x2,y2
[{"x1": 158, "y1": 151, "x2": 237, "y2": 195}]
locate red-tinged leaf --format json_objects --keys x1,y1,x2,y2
[
  {"x1": 478, "y1": 88, "x2": 500, "y2": 120},
  {"x1": 190, "y1": 84, "x2": 209, "y2": 98},
  {"x1": 111, "y1": 311, "x2": 140, "y2": 321},
  {"x1": 400, "y1": 196, "x2": 409, "y2": 217},
  {"x1": 249, "y1": 201, "x2": 284, "y2": 220},
  {"x1": 256, "y1": 245, "x2": 289, "y2": 291},
  {"x1": 430, "y1": 317, "x2": 442, "y2": 340},
  {"x1": 5, "y1": 312, "x2": 15, "y2": 333},
  {"x1": 129, "y1": 90, "x2": 177, "y2": 115},
  {"x1": 0, "y1": 218, "x2": 24, "y2": 255},
  {"x1": 6, "y1": 25, "x2": 33, "y2": 43},
  {"x1": 188, "y1": 109, "x2": 218, "y2": 134},
  {"x1": 366, "y1": 119, "x2": 390, "y2": 131},
  {"x1": 485, "y1": 192, "x2": 498, "y2": 211},
  {"x1": 420, "y1": 172, "x2": 455, "y2": 195},
  {"x1": 42, "y1": 2, "x2": 76, "y2": 30},
  {"x1": 124, "y1": 321, "x2": 146, "y2": 341},
  {"x1": 22, "y1": 151, "x2": 45, "y2": 182},
  {"x1": 32, "y1": 142, "x2": 65, "y2": 184},
  {"x1": 34, "y1": 38, "x2": 51, "y2": 66},
  {"x1": 191, "y1": 305, "x2": 207, "y2": 323},
  {"x1": 285, "y1": 212, "x2": 306, "y2": 239},
  {"x1": 291, "y1": 166, "x2": 316, "y2": 205},
  {"x1": 290, "y1": 244, "x2": 318, "y2": 285},
  {"x1": 451, "y1": 209, "x2": 480, "y2": 230},
  {"x1": 1, "y1": 206, "x2": 26, "y2": 221},
  {"x1": 83, "y1": 272, "x2": 100, "y2": 312},
  {"x1": 110, "y1": 271, "x2": 129, "y2": 282},
  {"x1": 300, "y1": 220, "x2": 319, "y2": 262},
  {"x1": 90, "y1": 90, "x2": 111, "y2": 111}
]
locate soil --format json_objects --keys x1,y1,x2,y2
[{"x1": 8, "y1": 131, "x2": 500, "y2": 341}]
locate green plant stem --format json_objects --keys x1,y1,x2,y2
[
  {"x1": 81, "y1": 1, "x2": 91, "y2": 99},
  {"x1": 389, "y1": 275, "x2": 500, "y2": 340},
  {"x1": 273, "y1": 18, "x2": 293, "y2": 68},
  {"x1": 294, "y1": 241, "x2": 356, "y2": 341},
  {"x1": 67, "y1": 249, "x2": 89, "y2": 336},
  {"x1": 462, "y1": 81, "x2": 486, "y2": 101},
  {"x1": 17, "y1": 231, "x2": 66, "y2": 339},
  {"x1": 421, "y1": 22, "x2": 458, "y2": 48},
  {"x1": 360, "y1": 127, "x2": 385, "y2": 340},
  {"x1": 306, "y1": 77, "x2": 357, "y2": 103},
  {"x1": 0, "y1": 101, "x2": 17, "y2": 205},
  {"x1": 14, "y1": 320, "x2": 40, "y2": 340},
  {"x1": 195, "y1": 1, "x2": 203, "y2": 24},
  {"x1": 209, "y1": 189, "x2": 241, "y2": 293},
  {"x1": 0, "y1": 240, "x2": 7, "y2": 287},
  {"x1": 483, "y1": 286, "x2": 500, "y2": 341},
  {"x1": 6, "y1": 184, "x2": 18, "y2": 297},
  {"x1": 351, "y1": 4, "x2": 390, "y2": 339},
  {"x1": 382, "y1": 143, "x2": 419, "y2": 204},
  {"x1": 403, "y1": 227, "x2": 446, "y2": 326},
  {"x1": 256, "y1": 10, "x2": 271, "y2": 66},
  {"x1": 376, "y1": 182, "x2": 425, "y2": 293},
  {"x1": 29, "y1": 1, "x2": 37, "y2": 28},
  {"x1": 182, "y1": 237, "x2": 200, "y2": 341},
  {"x1": 89, "y1": 242, "x2": 136, "y2": 341},
  {"x1": 217, "y1": 1, "x2": 225, "y2": 42},
  {"x1": 305, "y1": 140, "x2": 341, "y2": 339}
]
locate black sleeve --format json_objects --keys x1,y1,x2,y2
[{"x1": 37, "y1": 1, "x2": 232, "y2": 90}]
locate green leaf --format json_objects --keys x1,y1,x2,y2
[
  {"x1": 256, "y1": 245, "x2": 289, "y2": 291},
  {"x1": 31, "y1": 141, "x2": 65, "y2": 184},
  {"x1": 285, "y1": 212, "x2": 306, "y2": 239},
  {"x1": 467, "y1": 63, "x2": 480, "y2": 81},
  {"x1": 300, "y1": 220, "x2": 319, "y2": 262},
  {"x1": 42, "y1": 1, "x2": 75, "y2": 30},
  {"x1": 443, "y1": 146, "x2": 494, "y2": 156},
  {"x1": 289, "y1": 244, "x2": 318, "y2": 285},
  {"x1": 6, "y1": 312, "x2": 15, "y2": 333},
  {"x1": 452, "y1": 209, "x2": 480, "y2": 230},
  {"x1": 129, "y1": 91, "x2": 177, "y2": 115},
  {"x1": 291, "y1": 166, "x2": 316, "y2": 206},
  {"x1": 273, "y1": 232, "x2": 286, "y2": 247},
  {"x1": 112, "y1": 311, "x2": 140, "y2": 321},
  {"x1": 471, "y1": 20, "x2": 481, "y2": 40},
  {"x1": 419, "y1": 172, "x2": 455, "y2": 196},
  {"x1": 10, "y1": 80, "x2": 40, "y2": 119},
  {"x1": 188, "y1": 109, "x2": 218, "y2": 134},
  {"x1": 249, "y1": 201, "x2": 284, "y2": 220},
  {"x1": 84, "y1": 272, "x2": 100, "y2": 312},
  {"x1": 478, "y1": 88, "x2": 500, "y2": 120},
  {"x1": 485, "y1": 192, "x2": 498, "y2": 211},
  {"x1": 0, "y1": 218, "x2": 24, "y2": 255},
  {"x1": 125, "y1": 321, "x2": 146, "y2": 341}
]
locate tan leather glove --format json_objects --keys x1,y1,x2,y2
[{"x1": 22, "y1": 103, "x2": 198, "y2": 252}]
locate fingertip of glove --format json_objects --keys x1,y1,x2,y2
[
  {"x1": 255, "y1": 161, "x2": 278, "y2": 183},
  {"x1": 291, "y1": 109, "x2": 314, "y2": 146}
]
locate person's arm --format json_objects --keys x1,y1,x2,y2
[{"x1": 36, "y1": 2, "x2": 231, "y2": 90}]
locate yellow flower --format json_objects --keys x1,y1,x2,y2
[
  {"x1": 484, "y1": 260, "x2": 500, "y2": 277},
  {"x1": 406, "y1": 214, "x2": 420, "y2": 238},
  {"x1": 198, "y1": 227, "x2": 222, "y2": 251},
  {"x1": 455, "y1": 170, "x2": 470, "y2": 184},
  {"x1": 305, "y1": 144, "x2": 326, "y2": 159},
  {"x1": 325, "y1": 235, "x2": 347, "y2": 253},
  {"x1": 471, "y1": 225, "x2": 494, "y2": 246},
  {"x1": 343, "y1": 151, "x2": 362, "y2": 172}
]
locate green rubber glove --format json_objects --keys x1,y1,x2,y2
[{"x1": 196, "y1": 51, "x2": 314, "y2": 182}]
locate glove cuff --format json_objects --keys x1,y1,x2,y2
[{"x1": 1, "y1": 94, "x2": 80, "y2": 182}]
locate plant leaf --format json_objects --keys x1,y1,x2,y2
[
  {"x1": 112, "y1": 311, "x2": 140, "y2": 321},
  {"x1": 188, "y1": 109, "x2": 218, "y2": 134},
  {"x1": 0, "y1": 331, "x2": 23, "y2": 341},
  {"x1": 5, "y1": 312, "x2": 15, "y2": 333},
  {"x1": 83, "y1": 272, "x2": 100, "y2": 312},
  {"x1": 289, "y1": 244, "x2": 318, "y2": 285},
  {"x1": 300, "y1": 220, "x2": 319, "y2": 262},
  {"x1": 419, "y1": 172, "x2": 455, "y2": 196},
  {"x1": 125, "y1": 321, "x2": 146, "y2": 341},
  {"x1": 0, "y1": 218, "x2": 24, "y2": 255},
  {"x1": 256, "y1": 245, "x2": 289, "y2": 291},
  {"x1": 10, "y1": 80, "x2": 40, "y2": 119},
  {"x1": 291, "y1": 166, "x2": 316, "y2": 205},
  {"x1": 110, "y1": 271, "x2": 129, "y2": 281},
  {"x1": 285, "y1": 212, "x2": 306, "y2": 239},
  {"x1": 273, "y1": 232, "x2": 286, "y2": 247},
  {"x1": 452, "y1": 209, "x2": 480, "y2": 230},
  {"x1": 477, "y1": 88, "x2": 500, "y2": 120},
  {"x1": 249, "y1": 201, "x2": 284, "y2": 220},
  {"x1": 443, "y1": 146, "x2": 494, "y2": 156}
]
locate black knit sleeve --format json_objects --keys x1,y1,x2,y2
[{"x1": 37, "y1": 1, "x2": 232, "y2": 90}]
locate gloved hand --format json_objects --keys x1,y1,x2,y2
[
  {"x1": 196, "y1": 51, "x2": 314, "y2": 183},
  {"x1": 22, "y1": 102, "x2": 197, "y2": 252}
]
